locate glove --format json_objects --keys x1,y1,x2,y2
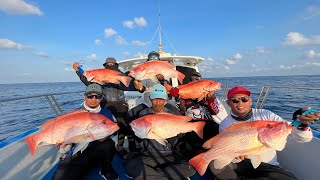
[{"x1": 170, "y1": 87, "x2": 180, "y2": 97}]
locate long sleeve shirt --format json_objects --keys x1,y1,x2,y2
[{"x1": 219, "y1": 108, "x2": 313, "y2": 166}]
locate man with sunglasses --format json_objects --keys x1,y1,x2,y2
[
  {"x1": 53, "y1": 83, "x2": 118, "y2": 180},
  {"x1": 210, "y1": 86, "x2": 320, "y2": 180},
  {"x1": 73, "y1": 57, "x2": 146, "y2": 157}
]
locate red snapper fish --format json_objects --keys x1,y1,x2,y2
[
  {"x1": 25, "y1": 110, "x2": 119, "y2": 156},
  {"x1": 128, "y1": 60, "x2": 185, "y2": 83},
  {"x1": 166, "y1": 80, "x2": 221, "y2": 101},
  {"x1": 189, "y1": 120, "x2": 292, "y2": 176},
  {"x1": 129, "y1": 113, "x2": 205, "y2": 145},
  {"x1": 83, "y1": 68, "x2": 132, "y2": 87}
]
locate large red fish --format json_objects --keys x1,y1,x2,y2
[
  {"x1": 165, "y1": 80, "x2": 221, "y2": 101},
  {"x1": 83, "y1": 68, "x2": 132, "y2": 87},
  {"x1": 129, "y1": 113, "x2": 205, "y2": 145},
  {"x1": 25, "y1": 110, "x2": 119, "y2": 156},
  {"x1": 128, "y1": 60, "x2": 185, "y2": 83},
  {"x1": 189, "y1": 120, "x2": 292, "y2": 176}
]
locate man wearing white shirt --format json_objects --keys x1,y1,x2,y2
[{"x1": 211, "y1": 86, "x2": 320, "y2": 180}]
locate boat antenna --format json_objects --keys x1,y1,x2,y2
[{"x1": 157, "y1": 0, "x2": 162, "y2": 54}]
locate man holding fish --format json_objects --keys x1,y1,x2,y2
[
  {"x1": 125, "y1": 84, "x2": 202, "y2": 179},
  {"x1": 34, "y1": 83, "x2": 119, "y2": 180},
  {"x1": 189, "y1": 86, "x2": 320, "y2": 180},
  {"x1": 73, "y1": 57, "x2": 146, "y2": 156}
]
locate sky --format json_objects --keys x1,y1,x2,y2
[{"x1": 0, "y1": 0, "x2": 320, "y2": 84}]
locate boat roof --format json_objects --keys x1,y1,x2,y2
[{"x1": 118, "y1": 53, "x2": 205, "y2": 71}]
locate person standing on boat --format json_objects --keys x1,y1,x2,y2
[
  {"x1": 124, "y1": 84, "x2": 196, "y2": 180},
  {"x1": 210, "y1": 86, "x2": 320, "y2": 180},
  {"x1": 53, "y1": 83, "x2": 118, "y2": 180},
  {"x1": 73, "y1": 57, "x2": 146, "y2": 156}
]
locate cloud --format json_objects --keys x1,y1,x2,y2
[
  {"x1": 133, "y1": 52, "x2": 146, "y2": 58},
  {"x1": 226, "y1": 58, "x2": 237, "y2": 65},
  {"x1": 61, "y1": 61, "x2": 73, "y2": 66},
  {"x1": 0, "y1": 0, "x2": 43, "y2": 16},
  {"x1": 115, "y1": 35, "x2": 127, "y2": 45},
  {"x1": 302, "y1": 6, "x2": 320, "y2": 20},
  {"x1": 123, "y1": 17, "x2": 147, "y2": 29},
  {"x1": 233, "y1": 53, "x2": 242, "y2": 60},
  {"x1": 104, "y1": 28, "x2": 117, "y2": 37},
  {"x1": 132, "y1": 40, "x2": 147, "y2": 46},
  {"x1": 284, "y1": 32, "x2": 320, "y2": 46},
  {"x1": 279, "y1": 65, "x2": 297, "y2": 70},
  {"x1": 255, "y1": 47, "x2": 271, "y2": 54},
  {"x1": 0, "y1": 38, "x2": 27, "y2": 49},
  {"x1": 305, "y1": 49, "x2": 320, "y2": 58},
  {"x1": 206, "y1": 57, "x2": 214, "y2": 61},
  {"x1": 306, "y1": 62, "x2": 320, "y2": 66},
  {"x1": 64, "y1": 67, "x2": 74, "y2": 71},
  {"x1": 123, "y1": 21, "x2": 134, "y2": 29},
  {"x1": 22, "y1": 72, "x2": 31, "y2": 76},
  {"x1": 224, "y1": 66, "x2": 230, "y2": 70},
  {"x1": 251, "y1": 64, "x2": 257, "y2": 68},
  {"x1": 134, "y1": 17, "x2": 147, "y2": 27},
  {"x1": 95, "y1": 39, "x2": 102, "y2": 46},
  {"x1": 87, "y1": 54, "x2": 97, "y2": 59},
  {"x1": 34, "y1": 51, "x2": 48, "y2": 58},
  {"x1": 122, "y1": 52, "x2": 129, "y2": 56}
]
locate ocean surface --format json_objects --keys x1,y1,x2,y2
[{"x1": 0, "y1": 75, "x2": 319, "y2": 142}]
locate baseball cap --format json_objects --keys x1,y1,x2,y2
[
  {"x1": 103, "y1": 57, "x2": 117, "y2": 66},
  {"x1": 150, "y1": 84, "x2": 167, "y2": 99},
  {"x1": 227, "y1": 86, "x2": 251, "y2": 99},
  {"x1": 85, "y1": 83, "x2": 103, "y2": 95}
]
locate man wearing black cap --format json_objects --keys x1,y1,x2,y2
[{"x1": 73, "y1": 57, "x2": 146, "y2": 156}]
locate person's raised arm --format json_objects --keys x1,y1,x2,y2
[{"x1": 73, "y1": 62, "x2": 91, "y2": 86}]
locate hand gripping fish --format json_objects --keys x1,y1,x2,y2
[
  {"x1": 189, "y1": 120, "x2": 292, "y2": 176},
  {"x1": 25, "y1": 110, "x2": 119, "y2": 156},
  {"x1": 129, "y1": 113, "x2": 205, "y2": 145}
]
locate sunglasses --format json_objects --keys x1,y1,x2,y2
[
  {"x1": 229, "y1": 96, "x2": 250, "y2": 103},
  {"x1": 86, "y1": 94, "x2": 103, "y2": 99},
  {"x1": 148, "y1": 56, "x2": 159, "y2": 60}
]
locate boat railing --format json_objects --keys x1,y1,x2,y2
[{"x1": 0, "y1": 90, "x2": 83, "y2": 117}]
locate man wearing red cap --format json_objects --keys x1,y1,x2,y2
[{"x1": 211, "y1": 86, "x2": 320, "y2": 180}]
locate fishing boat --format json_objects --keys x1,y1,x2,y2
[
  {"x1": 1, "y1": 6, "x2": 320, "y2": 180},
  {"x1": 1, "y1": 67, "x2": 320, "y2": 180}
]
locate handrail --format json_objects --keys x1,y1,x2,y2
[{"x1": 0, "y1": 90, "x2": 83, "y2": 103}]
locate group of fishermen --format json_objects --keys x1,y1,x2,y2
[{"x1": 53, "y1": 51, "x2": 320, "y2": 180}]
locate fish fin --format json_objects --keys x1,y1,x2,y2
[
  {"x1": 25, "y1": 133, "x2": 40, "y2": 156},
  {"x1": 72, "y1": 142, "x2": 90, "y2": 155},
  {"x1": 189, "y1": 153, "x2": 210, "y2": 176},
  {"x1": 64, "y1": 134, "x2": 88, "y2": 144},
  {"x1": 156, "y1": 139, "x2": 168, "y2": 146},
  {"x1": 246, "y1": 155, "x2": 262, "y2": 169},
  {"x1": 197, "y1": 93, "x2": 207, "y2": 102},
  {"x1": 120, "y1": 76, "x2": 132, "y2": 87},
  {"x1": 193, "y1": 121, "x2": 205, "y2": 139},
  {"x1": 202, "y1": 138, "x2": 215, "y2": 149},
  {"x1": 176, "y1": 71, "x2": 185, "y2": 84},
  {"x1": 214, "y1": 157, "x2": 234, "y2": 170}
]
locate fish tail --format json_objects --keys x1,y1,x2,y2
[
  {"x1": 120, "y1": 76, "x2": 132, "y2": 87},
  {"x1": 25, "y1": 134, "x2": 39, "y2": 156},
  {"x1": 189, "y1": 153, "x2": 210, "y2": 176},
  {"x1": 193, "y1": 121, "x2": 205, "y2": 139},
  {"x1": 176, "y1": 71, "x2": 185, "y2": 84}
]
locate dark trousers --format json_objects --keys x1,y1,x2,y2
[
  {"x1": 125, "y1": 153, "x2": 196, "y2": 180},
  {"x1": 52, "y1": 138, "x2": 116, "y2": 180},
  {"x1": 104, "y1": 101, "x2": 129, "y2": 151},
  {"x1": 210, "y1": 159, "x2": 297, "y2": 180}
]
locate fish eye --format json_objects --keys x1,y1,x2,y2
[{"x1": 267, "y1": 124, "x2": 273, "y2": 128}]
